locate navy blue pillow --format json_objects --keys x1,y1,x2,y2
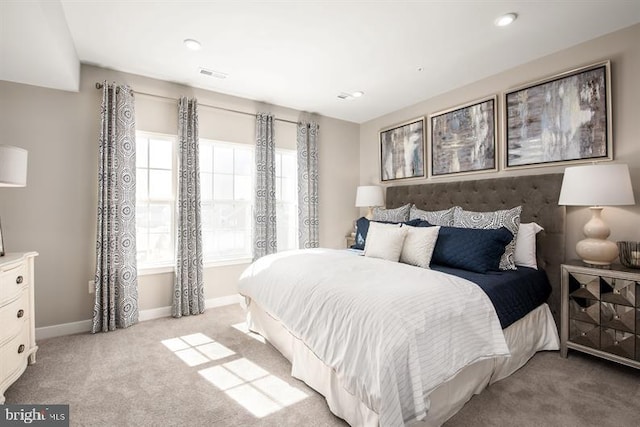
[
  {"x1": 352, "y1": 217, "x2": 423, "y2": 250},
  {"x1": 353, "y1": 217, "x2": 370, "y2": 249},
  {"x1": 431, "y1": 226, "x2": 513, "y2": 273}
]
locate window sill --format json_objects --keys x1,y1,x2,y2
[{"x1": 138, "y1": 257, "x2": 253, "y2": 276}]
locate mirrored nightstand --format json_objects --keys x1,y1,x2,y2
[{"x1": 561, "y1": 261, "x2": 640, "y2": 369}]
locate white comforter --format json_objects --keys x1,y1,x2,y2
[{"x1": 238, "y1": 249, "x2": 509, "y2": 426}]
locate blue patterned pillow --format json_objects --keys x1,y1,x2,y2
[
  {"x1": 431, "y1": 226, "x2": 513, "y2": 273},
  {"x1": 409, "y1": 205, "x2": 456, "y2": 226}
]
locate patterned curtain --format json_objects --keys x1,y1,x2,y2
[
  {"x1": 297, "y1": 121, "x2": 319, "y2": 248},
  {"x1": 254, "y1": 113, "x2": 277, "y2": 260},
  {"x1": 173, "y1": 97, "x2": 204, "y2": 317},
  {"x1": 92, "y1": 81, "x2": 138, "y2": 333}
]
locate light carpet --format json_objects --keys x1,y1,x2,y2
[{"x1": 5, "y1": 304, "x2": 639, "y2": 426}]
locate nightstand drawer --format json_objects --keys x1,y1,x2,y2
[
  {"x1": 569, "y1": 319, "x2": 600, "y2": 349},
  {"x1": 600, "y1": 277, "x2": 636, "y2": 306},
  {"x1": 569, "y1": 298, "x2": 599, "y2": 324},
  {"x1": 601, "y1": 328, "x2": 635, "y2": 359},
  {"x1": 600, "y1": 302, "x2": 635, "y2": 333}
]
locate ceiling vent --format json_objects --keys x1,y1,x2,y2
[
  {"x1": 337, "y1": 93, "x2": 353, "y2": 100},
  {"x1": 199, "y1": 67, "x2": 228, "y2": 79}
]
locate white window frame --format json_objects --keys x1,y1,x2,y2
[
  {"x1": 199, "y1": 139, "x2": 255, "y2": 266},
  {"x1": 134, "y1": 134, "x2": 300, "y2": 274},
  {"x1": 275, "y1": 148, "x2": 299, "y2": 252},
  {"x1": 136, "y1": 131, "x2": 178, "y2": 274}
]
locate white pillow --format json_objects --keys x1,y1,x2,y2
[
  {"x1": 514, "y1": 222, "x2": 544, "y2": 269},
  {"x1": 400, "y1": 225, "x2": 441, "y2": 268},
  {"x1": 364, "y1": 222, "x2": 407, "y2": 262}
]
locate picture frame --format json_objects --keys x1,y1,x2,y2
[
  {"x1": 429, "y1": 95, "x2": 497, "y2": 177},
  {"x1": 379, "y1": 117, "x2": 425, "y2": 182},
  {"x1": 504, "y1": 60, "x2": 612, "y2": 169}
]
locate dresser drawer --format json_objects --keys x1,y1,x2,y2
[
  {"x1": 0, "y1": 324, "x2": 30, "y2": 381},
  {"x1": 0, "y1": 262, "x2": 28, "y2": 306},
  {"x1": 0, "y1": 288, "x2": 29, "y2": 345}
]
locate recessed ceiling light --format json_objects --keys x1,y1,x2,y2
[
  {"x1": 183, "y1": 38, "x2": 202, "y2": 51},
  {"x1": 337, "y1": 91, "x2": 364, "y2": 100},
  {"x1": 199, "y1": 67, "x2": 228, "y2": 79},
  {"x1": 495, "y1": 13, "x2": 517, "y2": 27}
]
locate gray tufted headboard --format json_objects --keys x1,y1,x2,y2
[{"x1": 386, "y1": 173, "x2": 566, "y2": 326}]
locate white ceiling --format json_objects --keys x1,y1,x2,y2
[{"x1": 2, "y1": 1, "x2": 640, "y2": 123}]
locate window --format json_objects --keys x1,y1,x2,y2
[
  {"x1": 135, "y1": 132, "x2": 299, "y2": 269},
  {"x1": 199, "y1": 140, "x2": 254, "y2": 262},
  {"x1": 275, "y1": 150, "x2": 298, "y2": 251},
  {"x1": 136, "y1": 132, "x2": 176, "y2": 267}
]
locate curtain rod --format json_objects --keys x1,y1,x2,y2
[{"x1": 94, "y1": 82, "x2": 300, "y2": 125}]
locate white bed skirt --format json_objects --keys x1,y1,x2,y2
[{"x1": 245, "y1": 300, "x2": 559, "y2": 426}]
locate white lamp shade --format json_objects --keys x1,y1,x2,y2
[
  {"x1": 0, "y1": 145, "x2": 28, "y2": 187},
  {"x1": 355, "y1": 185, "x2": 384, "y2": 207},
  {"x1": 558, "y1": 163, "x2": 635, "y2": 206}
]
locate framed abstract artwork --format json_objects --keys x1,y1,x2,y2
[
  {"x1": 504, "y1": 60, "x2": 612, "y2": 169},
  {"x1": 380, "y1": 117, "x2": 425, "y2": 182},
  {"x1": 429, "y1": 95, "x2": 497, "y2": 177}
]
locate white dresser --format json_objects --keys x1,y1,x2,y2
[{"x1": 0, "y1": 252, "x2": 38, "y2": 404}]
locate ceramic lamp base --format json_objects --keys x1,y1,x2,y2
[
  {"x1": 576, "y1": 207, "x2": 618, "y2": 267},
  {"x1": 576, "y1": 238, "x2": 618, "y2": 267}
]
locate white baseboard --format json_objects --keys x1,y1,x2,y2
[
  {"x1": 35, "y1": 294, "x2": 243, "y2": 340},
  {"x1": 35, "y1": 319, "x2": 93, "y2": 341}
]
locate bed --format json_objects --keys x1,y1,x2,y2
[{"x1": 238, "y1": 173, "x2": 565, "y2": 426}]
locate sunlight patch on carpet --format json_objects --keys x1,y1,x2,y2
[
  {"x1": 161, "y1": 333, "x2": 235, "y2": 367},
  {"x1": 199, "y1": 358, "x2": 308, "y2": 418}
]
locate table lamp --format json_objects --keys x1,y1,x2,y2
[
  {"x1": 0, "y1": 145, "x2": 28, "y2": 256},
  {"x1": 558, "y1": 163, "x2": 635, "y2": 267},
  {"x1": 355, "y1": 185, "x2": 384, "y2": 219}
]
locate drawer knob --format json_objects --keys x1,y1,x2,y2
[
  {"x1": 16, "y1": 275, "x2": 24, "y2": 284},
  {"x1": 580, "y1": 308, "x2": 586, "y2": 313},
  {"x1": 18, "y1": 344, "x2": 25, "y2": 354},
  {"x1": 17, "y1": 309, "x2": 24, "y2": 318}
]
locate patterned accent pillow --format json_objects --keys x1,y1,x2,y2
[
  {"x1": 409, "y1": 205, "x2": 456, "y2": 226},
  {"x1": 453, "y1": 206, "x2": 522, "y2": 270},
  {"x1": 372, "y1": 204, "x2": 410, "y2": 222}
]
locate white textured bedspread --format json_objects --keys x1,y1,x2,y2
[{"x1": 238, "y1": 249, "x2": 509, "y2": 426}]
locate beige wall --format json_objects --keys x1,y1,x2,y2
[
  {"x1": 360, "y1": 23, "x2": 640, "y2": 261},
  {"x1": 0, "y1": 65, "x2": 359, "y2": 327}
]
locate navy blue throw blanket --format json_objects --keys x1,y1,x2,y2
[{"x1": 431, "y1": 264, "x2": 552, "y2": 329}]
